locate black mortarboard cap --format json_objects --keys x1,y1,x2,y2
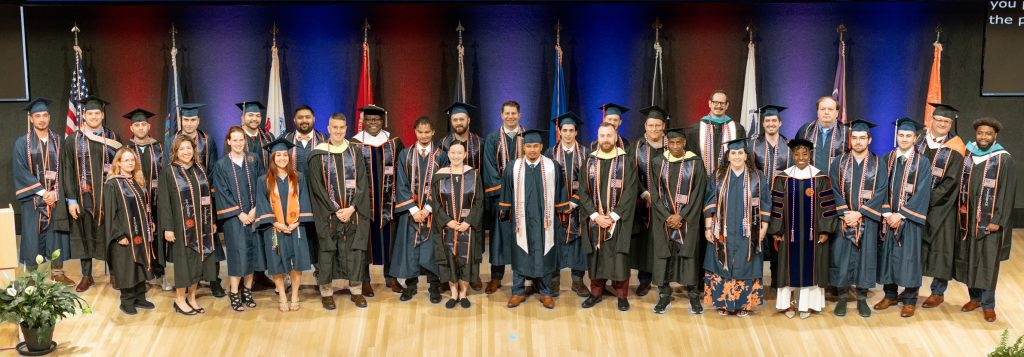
[
  {"x1": 522, "y1": 129, "x2": 547, "y2": 145},
  {"x1": 263, "y1": 137, "x2": 296, "y2": 152},
  {"x1": 122, "y1": 108, "x2": 156, "y2": 123},
  {"x1": 24, "y1": 98, "x2": 52, "y2": 114},
  {"x1": 236, "y1": 101, "x2": 266, "y2": 113},
  {"x1": 598, "y1": 103, "x2": 630, "y2": 116},
  {"x1": 639, "y1": 105, "x2": 670, "y2": 122},
  {"x1": 180, "y1": 103, "x2": 205, "y2": 117},
  {"x1": 552, "y1": 112, "x2": 582, "y2": 128},
  {"x1": 758, "y1": 104, "x2": 787, "y2": 118},
  {"x1": 893, "y1": 117, "x2": 924, "y2": 132},
  {"x1": 847, "y1": 119, "x2": 877, "y2": 133},
  {"x1": 78, "y1": 96, "x2": 109, "y2": 111}
]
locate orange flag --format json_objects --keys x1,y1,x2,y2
[{"x1": 924, "y1": 42, "x2": 942, "y2": 128}]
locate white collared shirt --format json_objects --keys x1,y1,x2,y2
[{"x1": 783, "y1": 165, "x2": 820, "y2": 179}]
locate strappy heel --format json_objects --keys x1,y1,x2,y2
[
  {"x1": 229, "y1": 292, "x2": 246, "y2": 312},
  {"x1": 241, "y1": 286, "x2": 257, "y2": 308},
  {"x1": 173, "y1": 301, "x2": 197, "y2": 316}
]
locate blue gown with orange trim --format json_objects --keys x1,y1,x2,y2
[{"x1": 877, "y1": 151, "x2": 932, "y2": 288}]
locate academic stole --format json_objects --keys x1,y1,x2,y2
[
  {"x1": 190, "y1": 130, "x2": 211, "y2": 169},
  {"x1": 884, "y1": 152, "x2": 921, "y2": 246},
  {"x1": 170, "y1": 163, "x2": 214, "y2": 257},
  {"x1": 268, "y1": 176, "x2": 301, "y2": 254},
  {"x1": 711, "y1": 169, "x2": 760, "y2": 270},
  {"x1": 553, "y1": 143, "x2": 582, "y2": 242},
  {"x1": 129, "y1": 142, "x2": 162, "y2": 211},
  {"x1": 926, "y1": 147, "x2": 954, "y2": 189},
  {"x1": 635, "y1": 138, "x2": 665, "y2": 228},
  {"x1": 75, "y1": 129, "x2": 117, "y2": 218},
  {"x1": 754, "y1": 136, "x2": 789, "y2": 178},
  {"x1": 356, "y1": 139, "x2": 398, "y2": 224},
  {"x1": 699, "y1": 120, "x2": 736, "y2": 175},
  {"x1": 321, "y1": 149, "x2": 359, "y2": 236},
  {"x1": 513, "y1": 158, "x2": 555, "y2": 255},
  {"x1": 441, "y1": 170, "x2": 477, "y2": 264},
  {"x1": 958, "y1": 152, "x2": 1004, "y2": 239},
  {"x1": 113, "y1": 177, "x2": 154, "y2": 269},
  {"x1": 837, "y1": 154, "x2": 878, "y2": 247},
  {"x1": 407, "y1": 147, "x2": 439, "y2": 246},
  {"x1": 289, "y1": 131, "x2": 323, "y2": 172},
  {"x1": 495, "y1": 128, "x2": 523, "y2": 176},
  {"x1": 586, "y1": 155, "x2": 624, "y2": 249},
  {"x1": 247, "y1": 130, "x2": 274, "y2": 167},
  {"x1": 27, "y1": 129, "x2": 60, "y2": 231},
  {"x1": 656, "y1": 158, "x2": 694, "y2": 252},
  {"x1": 229, "y1": 154, "x2": 256, "y2": 232},
  {"x1": 803, "y1": 122, "x2": 847, "y2": 169},
  {"x1": 443, "y1": 133, "x2": 482, "y2": 169}
]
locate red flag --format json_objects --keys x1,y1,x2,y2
[
  {"x1": 923, "y1": 42, "x2": 942, "y2": 128},
  {"x1": 355, "y1": 40, "x2": 373, "y2": 133}
]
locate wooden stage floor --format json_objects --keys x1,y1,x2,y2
[{"x1": 6, "y1": 232, "x2": 1023, "y2": 356}]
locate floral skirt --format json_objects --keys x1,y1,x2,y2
[{"x1": 702, "y1": 272, "x2": 764, "y2": 312}]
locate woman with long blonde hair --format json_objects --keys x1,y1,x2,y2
[{"x1": 103, "y1": 147, "x2": 156, "y2": 315}]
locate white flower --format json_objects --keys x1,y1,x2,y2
[
  {"x1": 35, "y1": 255, "x2": 44, "y2": 265},
  {"x1": 24, "y1": 286, "x2": 35, "y2": 295},
  {"x1": 6, "y1": 287, "x2": 16, "y2": 297}
]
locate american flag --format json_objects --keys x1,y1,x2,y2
[{"x1": 65, "y1": 47, "x2": 88, "y2": 136}]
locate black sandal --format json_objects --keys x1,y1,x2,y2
[
  {"x1": 186, "y1": 299, "x2": 206, "y2": 314},
  {"x1": 460, "y1": 298, "x2": 471, "y2": 309},
  {"x1": 173, "y1": 301, "x2": 197, "y2": 316},
  {"x1": 229, "y1": 292, "x2": 245, "y2": 312},
  {"x1": 445, "y1": 298, "x2": 459, "y2": 309},
  {"x1": 241, "y1": 286, "x2": 257, "y2": 308}
]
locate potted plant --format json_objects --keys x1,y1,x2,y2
[{"x1": 0, "y1": 250, "x2": 91, "y2": 355}]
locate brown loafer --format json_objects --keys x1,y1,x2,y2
[
  {"x1": 635, "y1": 283, "x2": 652, "y2": 297},
  {"x1": 350, "y1": 294, "x2": 367, "y2": 308},
  {"x1": 900, "y1": 305, "x2": 916, "y2": 318},
  {"x1": 921, "y1": 294, "x2": 944, "y2": 308},
  {"x1": 571, "y1": 281, "x2": 591, "y2": 298},
  {"x1": 52, "y1": 273, "x2": 76, "y2": 286},
  {"x1": 75, "y1": 276, "x2": 94, "y2": 292},
  {"x1": 874, "y1": 298, "x2": 897, "y2": 310},
  {"x1": 386, "y1": 278, "x2": 404, "y2": 294},
  {"x1": 983, "y1": 309, "x2": 996, "y2": 322},
  {"x1": 961, "y1": 300, "x2": 983, "y2": 312},
  {"x1": 507, "y1": 295, "x2": 527, "y2": 308},
  {"x1": 470, "y1": 281, "x2": 483, "y2": 291},
  {"x1": 485, "y1": 279, "x2": 502, "y2": 295},
  {"x1": 540, "y1": 296, "x2": 555, "y2": 309},
  {"x1": 321, "y1": 296, "x2": 337, "y2": 310},
  {"x1": 362, "y1": 282, "x2": 375, "y2": 297}
]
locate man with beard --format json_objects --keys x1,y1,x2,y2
[
  {"x1": 350, "y1": 104, "x2": 405, "y2": 296},
  {"x1": 915, "y1": 103, "x2": 967, "y2": 310},
  {"x1": 578, "y1": 123, "x2": 639, "y2": 311},
  {"x1": 827, "y1": 119, "x2": 887, "y2": 318},
  {"x1": 953, "y1": 117, "x2": 1014, "y2": 323},
  {"x1": 687, "y1": 90, "x2": 746, "y2": 176},
  {"x1": 440, "y1": 102, "x2": 485, "y2": 291},
  {"x1": 279, "y1": 105, "x2": 328, "y2": 280},
  {"x1": 237, "y1": 101, "x2": 275, "y2": 168}
]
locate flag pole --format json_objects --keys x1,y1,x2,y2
[
  {"x1": 170, "y1": 23, "x2": 181, "y2": 132},
  {"x1": 650, "y1": 18, "x2": 663, "y2": 108},
  {"x1": 456, "y1": 21, "x2": 466, "y2": 102}
]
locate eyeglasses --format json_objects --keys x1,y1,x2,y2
[{"x1": 711, "y1": 101, "x2": 728, "y2": 106}]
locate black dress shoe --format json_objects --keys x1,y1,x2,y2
[
  {"x1": 653, "y1": 295, "x2": 671, "y2": 314},
  {"x1": 857, "y1": 299, "x2": 871, "y2": 317},
  {"x1": 135, "y1": 299, "x2": 156, "y2": 309},
  {"x1": 617, "y1": 298, "x2": 630, "y2": 311},
  {"x1": 120, "y1": 304, "x2": 138, "y2": 315},
  {"x1": 635, "y1": 283, "x2": 652, "y2": 297},
  {"x1": 581, "y1": 295, "x2": 603, "y2": 308},
  {"x1": 210, "y1": 283, "x2": 226, "y2": 298},
  {"x1": 400, "y1": 287, "x2": 417, "y2": 302},
  {"x1": 173, "y1": 301, "x2": 197, "y2": 316},
  {"x1": 460, "y1": 298, "x2": 471, "y2": 309},
  {"x1": 689, "y1": 296, "x2": 704, "y2": 315},
  {"x1": 428, "y1": 287, "x2": 442, "y2": 304},
  {"x1": 445, "y1": 298, "x2": 459, "y2": 309}
]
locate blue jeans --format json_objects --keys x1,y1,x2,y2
[
  {"x1": 929, "y1": 278, "x2": 948, "y2": 295},
  {"x1": 512, "y1": 273, "x2": 553, "y2": 297},
  {"x1": 969, "y1": 288, "x2": 996, "y2": 310}
]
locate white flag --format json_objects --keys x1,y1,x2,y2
[
  {"x1": 739, "y1": 42, "x2": 759, "y2": 136},
  {"x1": 265, "y1": 45, "x2": 286, "y2": 137}
]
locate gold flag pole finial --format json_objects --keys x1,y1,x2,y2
[
  {"x1": 746, "y1": 22, "x2": 755, "y2": 44},
  {"x1": 837, "y1": 24, "x2": 847, "y2": 41}
]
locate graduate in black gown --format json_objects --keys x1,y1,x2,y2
[
  {"x1": 122, "y1": 108, "x2": 164, "y2": 284},
  {"x1": 914, "y1": 103, "x2": 967, "y2": 309},
  {"x1": 545, "y1": 113, "x2": 590, "y2": 298},
  {"x1": 499, "y1": 129, "x2": 569, "y2": 310},
  {"x1": 392, "y1": 117, "x2": 446, "y2": 303},
  {"x1": 702, "y1": 138, "x2": 768, "y2": 317},
  {"x1": 308, "y1": 113, "x2": 372, "y2": 309},
  {"x1": 586, "y1": 103, "x2": 630, "y2": 152},
  {"x1": 255, "y1": 138, "x2": 314, "y2": 312},
  {"x1": 649, "y1": 128, "x2": 707, "y2": 314},
  {"x1": 630, "y1": 105, "x2": 669, "y2": 297},
  {"x1": 350, "y1": 104, "x2": 405, "y2": 296},
  {"x1": 13, "y1": 98, "x2": 73, "y2": 284},
  {"x1": 794, "y1": 96, "x2": 848, "y2": 171},
  {"x1": 58, "y1": 96, "x2": 120, "y2": 292},
  {"x1": 481, "y1": 100, "x2": 524, "y2": 294},
  {"x1": 211, "y1": 126, "x2": 266, "y2": 312},
  {"x1": 103, "y1": 148, "x2": 156, "y2": 315},
  {"x1": 874, "y1": 118, "x2": 932, "y2": 318},
  {"x1": 769, "y1": 138, "x2": 839, "y2": 319},
  {"x1": 578, "y1": 123, "x2": 639, "y2": 311},
  {"x1": 439, "y1": 102, "x2": 485, "y2": 290},
  {"x1": 686, "y1": 91, "x2": 746, "y2": 177},
  {"x1": 954, "y1": 117, "x2": 1015, "y2": 323},
  {"x1": 827, "y1": 120, "x2": 887, "y2": 318},
  {"x1": 431, "y1": 140, "x2": 484, "y2": 308},
  {"x1": 158, "y1": 136, "x2": 218, "y2": 316}
]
